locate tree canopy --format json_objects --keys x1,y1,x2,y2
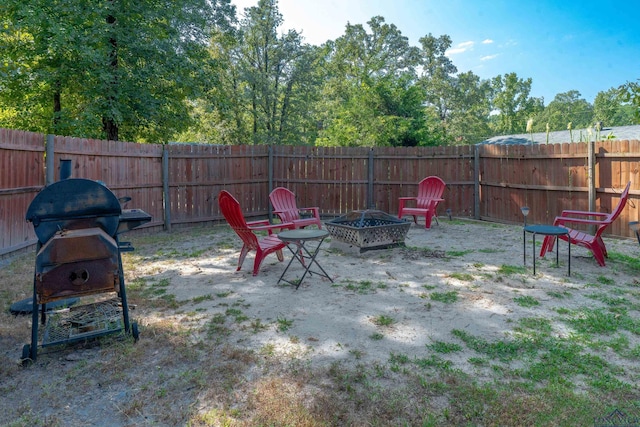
[
  {"x1": 0, "y1": 0, "x2": 636, "y2": 145},
  {"x1": 0, "y1": 0, "x2": 235, "y2": 142}
]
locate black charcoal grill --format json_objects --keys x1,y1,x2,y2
[{"x1": 21, "y1": 178, "x2": 151, "y2": 362}]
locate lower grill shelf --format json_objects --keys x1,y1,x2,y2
[{"x1": 41, "y1": 298, "x2": 125, "y2": 347}]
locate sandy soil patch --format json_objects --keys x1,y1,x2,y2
[
  {"x1": 3, "y1": 218, "x2": 640, "y2": 425},
  {"x1": 127, "y1": 218, "x2": 640, "y2": 374}
]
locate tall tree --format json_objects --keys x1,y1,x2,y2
[
  {"x1": 417, "y1": 34, "x2": 494, "y2": 145},
  {"x1": 0, "y1": 0, "x2": 100, "y2": 135},
  {"x1": 0, "y1": 0, "x2": 234, "y2": 142},
  {"x1": 445, "y1": 71, "x2": 493, "y2": 144},
  {"x1": 619, "y1": 79, "x2": 640, "y2": 123},
  {"x1": 418, "y1": 33, "x2": 457, "y2": 123},
  {"x1": 188, "y1": 0, "x2": 326, "y2": 145},
  {"x1": 593, "y1": 89, "x2": 619, "y2": 126},
  {"x1": 232, "y1": 0, "x2": 321, "y2": 145},
  {"x1": 318, "y1": 16, "x2": 424, "y2": 146},
  {"x1": 186, "y1": 24, "x2": 252, "y2": 144},
  {"x1": 490, "y1": 72, "x2": 541, "y2": 134},
  {"x1": 532, "y1": 90, "x2": 592, "y2": 132}
]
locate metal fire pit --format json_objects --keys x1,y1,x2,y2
[{"x1": 325, "y1": 210, "x2": 410, "y2": 253}]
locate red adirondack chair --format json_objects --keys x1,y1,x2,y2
[
  {"x1": 398, "y1": 176, "x2": 446, "y2": 229},
  {"x1": 218, "y1": 190, "x2": 293, "y2": 276},
  {"x1": 540, "y1": 181, "x2": 631, "y2": 266},
  {"x1": 269, "y1": 187, "x2": 322, "y2": 229}
]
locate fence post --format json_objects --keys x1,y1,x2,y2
[
  {"x1": 588, "y1": 140, "x2": 596, "y2": 234},
  {"x1": 474, "y1": 144, "x2": 480, "y2": 220},
  {"x1": 162, "y1": 145, "x2": 171, "y2": 232},
  {"x1": 368, "y1": 148, "x2": 374, "y2": 209},
  {"x1": 588, "y1": 140, "x2": 596, "y2": 213},
  {"x1": 268, "y1": 145, "x2": 274, "y2": 223},
  {"x1": 45, "y1": 134, "x2": 55, "y2": 185}
]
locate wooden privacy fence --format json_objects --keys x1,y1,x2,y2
[{"x1": 1, "y1": 128, "x2": 639, "y2": 258}]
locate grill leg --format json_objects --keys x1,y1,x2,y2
[
  {"x1": 116, "y1": 237, "x2": 131, "y2": 334},
  {"x1": 29, "y1": 281, "x2": 39, "y2": 361}
]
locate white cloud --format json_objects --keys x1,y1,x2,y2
[
  {"x1": 447, "y1": 41, "x2": 475, "y2": 55},
  {"x1": 480, "y1": 54, "x2": 499, "y2": 61},
  {"x1": 482, "y1": 39, "x2": 494, "y2": 44}
]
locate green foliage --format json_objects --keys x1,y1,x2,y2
[
  {"x1": 372, "y1": 314, "x2": 395, "y2": 326},
  {"x1": 490, "y1": 72, "x2": 542, "y2": 135},
  {"x1": 1, "y1": 0, "x2": 633, "y2": 146},
  {"x1": 276, "y1": 316, "x2": 293, "y2": 332},
  {"x1": 191, "y1": 0, "x2": 326, "y2": 145},
  {"x1": 0, "y1": 0, "x2": 234, "y2": 142},
  {"x1": 339, "y1": 279, "x2": 385, "y2": 294},
  {"x1": 513, "y1": 295, "x2": 540, "y2": 307},
  {"x1": 608, "y1": 251, "x2": 640, "y2": 274},
  {"x1": 497, "y1": 264, "x2": 527, "y2": 275},
  {"x1": 532, "y1": 90, "x2": 593, "y2": 132},
  {"x1": 562, "y1": 307, "x2": 640, "y2": 335},
  {"x1": 316, "y1": 16, "x2": 428, "y2": 147},
  {"x1": 619, "y1": 79, "x2": 640, "y2": 123},
  {"x1": 451, "y1": 329, "x2": 523, "y2": 362},
  {"x1": 447, "y1": 272, "x2": 474, "y2": 282},
  {"x1": 430, "y1": 291, "x2": 458, "y2": 304},
  {"x1": 428, "y1": 341, "x2": 463, "y2": 353},
  {"x1": 594, "y1": 88, "x2": 635, "y2": 127}
]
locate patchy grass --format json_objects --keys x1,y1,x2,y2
[
  {"x1": 2, "y1": 223, "x2": 640, "y2": 426},
  {"x1": 446, "y1": 249, "x2": 474, "y2": 257},
  {"x1": 337, "y1": 278, "x2": 386, "y2": 294},
  {"x1": 498, "y1": 264, "x2": 528, "y2": 275},
  {"x1": 513, "y1": 295, "x2": 540, "y2": 307},
  {"x1": 447, "y1": 272, "x2": 475, "y2": 282},
  {"x1": 430, "y1": 291, "x2": 458, "y2": 304},
  {"x1": 371, "y1": 314, "x2": 395, "y2": 327}
]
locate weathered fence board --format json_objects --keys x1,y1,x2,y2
[
  {"x1": 2, "y1": 127, "x2": 639, "y2": 259},
  {"x1": 54, "y1": 135, "x2": 165, "y2": 231},
  {"x1": 0, "y1": 130, "x2": 44, "y2": 255}
]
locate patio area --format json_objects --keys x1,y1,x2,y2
[
  {"x1": 122, "y1": 218, "x2": 640, "y2": 372},
  {"x1": 3, "y1": 218, "x2": 640, "y2": 425}
]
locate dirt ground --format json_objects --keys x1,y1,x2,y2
[
  {"x1": 135, "y1": 218, "x2": 638, "y2": 374},
  {"x1": 2, "y1": 217, "x2": 640, "y2": 425}
]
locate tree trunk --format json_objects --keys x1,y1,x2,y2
[
  {"x1": 53, "y1": 79, "x2": 61, "y2": 132},
  {"x1": 103, "y1": 11, "x2": 119, "y2": 141}
]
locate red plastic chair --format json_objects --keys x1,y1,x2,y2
[
  {"x1": 218, "y1": 190, "x2": 293, "y2": 276},
  {"x1": 269, "y1": 187, "x2": 322, "y2": 229},
  {"x1": 398, "y1": 176, "x2": 446, "y2": 229},
  {"x1": 540, "y1": 181, "x2": 631, "y2": 266}
]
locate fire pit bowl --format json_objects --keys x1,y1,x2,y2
[{"x1": 325, "y1": 210, "x2": 410, "y2": 253}]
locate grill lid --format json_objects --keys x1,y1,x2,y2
[{"x1": 26, "y1": 178, "x2": 121, "y2": 243}]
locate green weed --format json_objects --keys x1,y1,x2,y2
[
  {"x1": 340, "y1": 279, "x2": 384, "y2": 294},
  {"x1": 596, "y1": 276, "x2": 615, "y2": 285},
  {"x1": 498, "y1": 264, "x2": 527, "y2": 275},
  {"x1": 431, "y1": 291, "x2": 458, "y2": 304},
  {"x1": 447, "y1": 272, "x2": 474, "y2": 282},
  {"x1": 192, "y1": 294, "x2": 213, "y2": 304},
  {"x1": 513, "y1": 295, "x2": 540, "y2": 307},
  {"x1": 372, "y1": 314, "x2": 395, "y2": 327},
  {"x1": 276, "y1": 317, "x2": 293, "y2": 332},
  {"x1": 428, "y1": 341, "x2": 463, "y2": 353}
]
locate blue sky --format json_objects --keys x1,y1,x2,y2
[{"x1": 231, "y1": 0, "x2": 640, "y2": 104}]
